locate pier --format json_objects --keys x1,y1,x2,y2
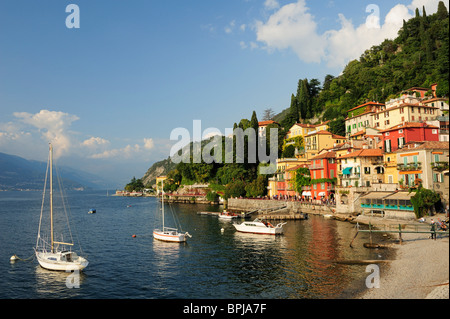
[{"x1": 351, "y1": 222, "x2": 449, "y2": 246}]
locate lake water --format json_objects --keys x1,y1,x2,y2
[{"x1": 0, "y1": 190, "x2": 389, "y2": 299}]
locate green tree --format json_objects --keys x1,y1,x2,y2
[
  {"x1": 224, "y1": 180, "x2": 246, "y2": 199},
  {"x1": 298, "y1": 79, "x2": 311, "y2": 120},
  {"x1": 294, "y1": 167, "x2": 311, "y2": 194},
  {"x1": 410, "y1": 185, "x2": 441, "y2": 218}
]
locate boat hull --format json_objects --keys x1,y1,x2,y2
[
  {"x1": 233, "y1": 223, "x2": 284, "y2": 235},
  {"x1": 153, "y1": 230, "x2": 187, "y2": 243},
  {"x1": 36, "y1": 251, "x2": 88, "y2": 271}
]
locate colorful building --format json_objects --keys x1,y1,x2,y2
[
  {"x1": 395, "y1": 141, "x2": 449, "y2": 192},
  {"x1": 275, "y1": 158, "x2": 303, "y2": 197},
  {"x1": 308, "y1": 150, "x2": 337, "y2": 200},
  {"x1": 304, "y1": 131, "x2": 346, "y2": 160},
  {"x1": 381, "y1": 122, "x2": 440, "y2": 153},
  {"x1": 338, "y1": 148, "x2": 384, "y2": 188},
  {"x1": 372, "y1": 93, "x2": 440, "y2": 131},
  {"x1": 345, "y1": 101, "x2": 384, "y2": 138}
]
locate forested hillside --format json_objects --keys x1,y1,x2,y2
[
  {"x1": 277, "y1": 1, "x2": 449, "y2": 136},
  {"x1": 137, "y1": 2, "x2": 449, "y2": 198}
]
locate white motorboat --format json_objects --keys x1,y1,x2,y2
[
  {"x1": 153, "y1": 180, "x2": 191, "y2": 243},
  {"x1": 218, "y1": 211, "x2": 238, "y2": 219},
  {"x1": 35, "y1": 144, "x2": 89, "y2": 271},
  {"x1": 233, "y1": 218, "x2": 286, "y2": 235}
]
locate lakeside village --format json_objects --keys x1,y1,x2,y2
[{"x1": 117, "y1": 84, "x2": 449, "y2": 224}]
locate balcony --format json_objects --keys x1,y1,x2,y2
[
  {"x1": 339, "y1": 173, "x2": 360, "y2": 180},
  {"x1": 397, "y1": 162, "x2": 422, "y2": 171},
  {"x1": 431, "y1": 162, "x2": 449, "y2": 172}
]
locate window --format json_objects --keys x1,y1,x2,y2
[
  {"x1": 385, "y1": 140, "x2": 391, "y2": 153},
  {"x1": 384, "y1": 111, "x2": 389, "y2": 117},
  {"x1": 432, "y1": 129, "x2": 437, "y2": 134},
  {"x1": 399, "y1": 129, "x2": 403, "y2": 133},
  {"x1": 385, "y1": 132, "x2": 390, "y2": 136},
  {"x1": 435, "y1": 154, "x2": 439, "y2": 162},
  {"x1": 411, "y1": 107, "x2": 414, "y2": 113},
  {"x1": 364, "y1": 167, "x2": 371, "y2": 174},
  {"x1": 330, "y1": 169, "x2": 334, "y2": 178},
  {"x1": 388, "y1": 175, "x2": 393, "y2": 183},
  {"x1": 385, "y1": 120, "x2": 390, "y2": 125},
  {"x1": 401, "y1": 116, "x2": 405, "y2": 122},
  {"x1": 412, "y1": 116, "x2": 415, "y2": 121}
]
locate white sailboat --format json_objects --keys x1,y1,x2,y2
[
  {"x1": 153, "y1": 181, "x2": 191, "y2": 243},
  {"x1": 35, "y1": 143, "x2": 88, "y2": 271}
]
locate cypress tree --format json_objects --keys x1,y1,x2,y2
[{"x1": 437, "y1": 1, "x2": 449, "y2": 20}]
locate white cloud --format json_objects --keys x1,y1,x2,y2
[
  {"x1": 255, "y1": 0, "x2": 326, "y2": 63},
  {"x1": 90, "y1": 138, "x2": 155, "y2": 159},
  {"x1": 253, "y1": 0, "x2": 444, "y2": 69},
  {"x1": 409, "y1": 0, "x2": 447, "y2": 14},
  {"x1": 13, "y1": 110, "x2": 79, "y2": 158},
  {"x1": 264, "y1": 0, "x2": 280, "y2": 10},
  {"x1": 82, "y1": 136, "x2": 110, "y2": 148},
  {"x1": 143, "y1": 138, "x2": 154, "y2": 150},
  {"x1": 324, "y1": 4, "x2": 412, "y2": 68}
]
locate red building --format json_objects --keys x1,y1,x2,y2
[
  {"x1": 308, "y1": 150, "x2": 337, "y2": 200},
  {"x1": 381, "y1": 122, "x2": 440, "y2": 152}
]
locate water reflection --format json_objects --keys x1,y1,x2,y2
[{"x1": 34, "y1": 265, "x2": 86, "y2": 297}]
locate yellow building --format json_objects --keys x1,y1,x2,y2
[
  {"x1": 275, "y1": 158, "x2": 304, "y2": 197},
  {"x1": 304, "y1": 131, "x2": 346, "y2": 160},
  {"x1": 383, "y1": 152, "x2": 398, "y2": 184},
  {"x1": 286, "y1": 121, "x2": 330, "y2": 139},
  {"x1": 156, "y1": 176, "x2": 168, "y2": 194}
]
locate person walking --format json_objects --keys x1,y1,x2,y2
[{"x1": 430, "y1": 219, "x2": 437, "y2": 240}]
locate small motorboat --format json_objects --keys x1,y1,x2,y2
[
  {"x1": 88, "y1": 209, "x2": 96, "y2": 214},
  {"x1": 218, "y1": 211, "x2": 238, "y2": 219},
  {"x1": 233, "y1": 218, "x2": 286, "y2": 235}
]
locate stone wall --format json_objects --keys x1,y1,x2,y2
[{"x1": 227, "y1": 198, "x2": 333, "y2": 215}]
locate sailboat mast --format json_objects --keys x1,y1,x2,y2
[
  {"x1": 49, "y1": 143, "x2": 54, "y2": 253},
  {"x1": 162, "y1": 180, "x2": 165, "y2": 230}
]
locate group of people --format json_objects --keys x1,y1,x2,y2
[
  {"x1": 270, "y1": 194, "x2": 336, "y2": 206},
  {"x1": 429, "y1": 218, "x2": 449, "y2": 239}
]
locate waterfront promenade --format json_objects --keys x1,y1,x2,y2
[
  {"x1": 358, "y1": 225, "x2": 449, "y2": 299},
  {"x1": 229, "y1": 198, "x2": 449, "y2": 299}
]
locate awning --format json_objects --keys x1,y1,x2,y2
[
  {"x1": 318, "y1": 192, "x2": 326, "y2": 197},
  {"x1": 360, "y1": 192, "x2": 393, "y2": 199},
  {"x1": 302, "y1": 191, "x2": 311, "y2": 196},
  {"x1": 383, "y1": 192, "x2": 414, "y2": 200},
  {"x1": 342, "y1": 167, "x2": 352, "y2": 174}
]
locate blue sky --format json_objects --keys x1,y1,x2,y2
[{"x1": 0, "y1": 0, "x2": 447, "y2": 187}]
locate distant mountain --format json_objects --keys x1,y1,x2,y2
[{"x1": 0, "y1": 152, "x2": 106, "y2": 190}]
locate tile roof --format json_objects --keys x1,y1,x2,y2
[
  {"x1": 380, "y1": 122, "x2": 439, "y2": 132},
  {"x1": 339, "y1": 148, "x2": 383, "y2": 159},
  {"x1": 310, "y1": 151, "x2": 336, "y2": 160}
]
